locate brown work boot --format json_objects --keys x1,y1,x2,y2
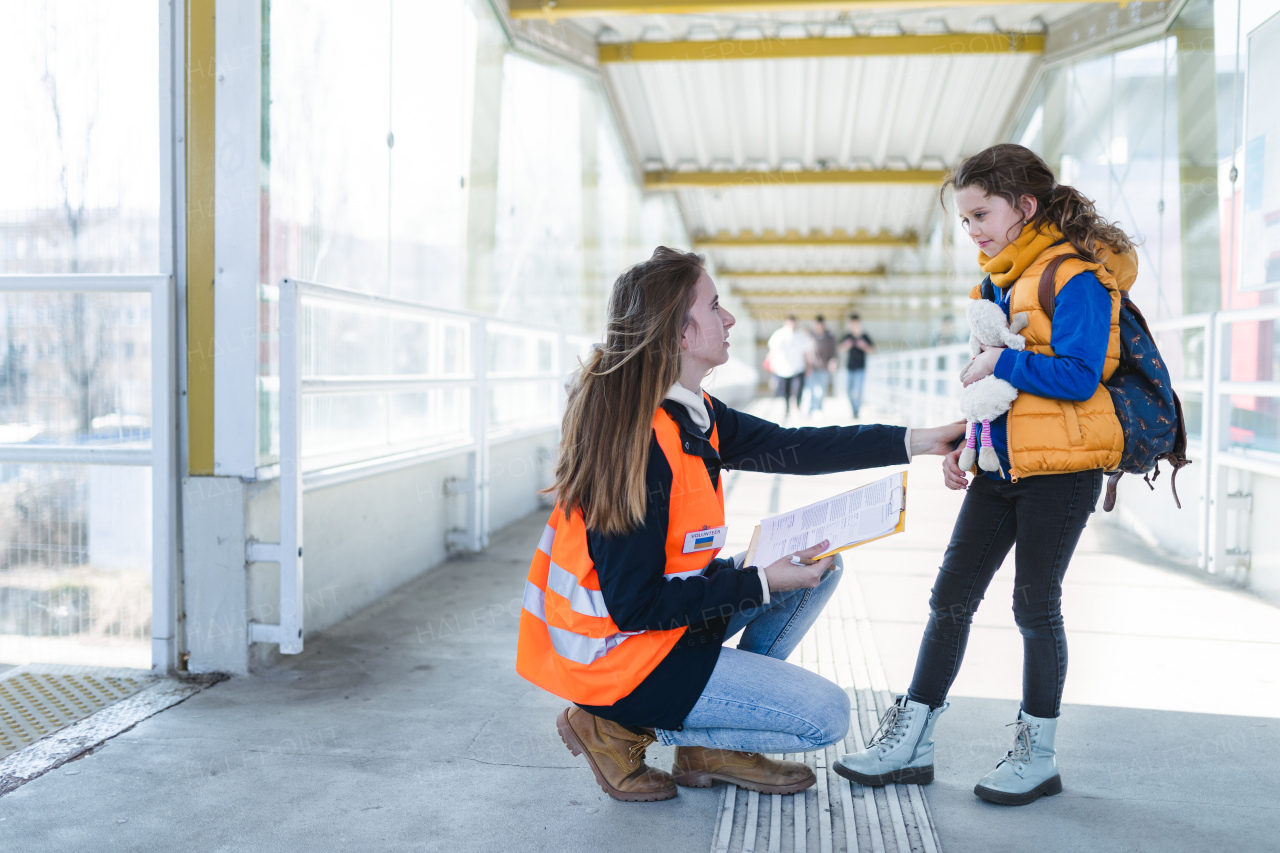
[
  {"x1": 556, "y1": 707, "x2": 677, "y2": 802},
  {"x1": 671, "y1": 746, "x2": 815, "y2": 795}
]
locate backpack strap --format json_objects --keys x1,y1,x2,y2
[
  {"x1": 1037, "y1": 253, "x2": 1091, "y2": 322},
  {"x1": 1103, "y1": 472, "x2": 1123, "y2": 512}
]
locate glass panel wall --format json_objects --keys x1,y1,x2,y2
[
  {"x1": 1221, "y1": 1, "x2": 1280, "y2": 453},
  {"x1": 0, "y1": 2, "x2": 160, "y2": 275},
  {"x1": 259, "y1": 0, "x2": 691, "y2": 468},
  {"x1": 1004, "y1": 0, "x2": 1280, "y2": 456},
  {"x1": 0, "y1": 2, "x2": 157, "y2": 668}
]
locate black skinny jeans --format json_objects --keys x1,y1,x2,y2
[{"x1": 907, "y1": 469, "x2": 1103, "y2": 719}]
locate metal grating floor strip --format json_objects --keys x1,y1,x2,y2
[
  {"x1": 0, "y1": 666, "x2": 151, "y2": 756},
  {"x1": 0, "y1": 665, "x2": 224, "y2": 796},
  {"x1": 710, "y1": 565, "x2": 943, "y2": 853}
]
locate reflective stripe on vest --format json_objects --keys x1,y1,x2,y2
[
  {"x1": 515, "y1": 395, "x2": 726, "y2": 706},
  {"x1": 521, "y1": 580, "x2": 632, "y2": 665},
  {"x1": 531, "y1": 523, "x2": 707, "y2": 622}
]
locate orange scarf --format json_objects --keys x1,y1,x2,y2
[{"x1": 979, "y1": 222, "x2": 1064, "y2": 288}]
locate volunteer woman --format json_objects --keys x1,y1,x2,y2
[
  {"x1": 516, "y1": 247, "x2": 964, "y2": 802},
  {"x1": 835, "y1": 144, "x2": 1136, "y2": 806}
]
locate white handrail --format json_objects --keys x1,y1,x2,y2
[
  {"x1": 286, "y1": 277, "x2": 566, "y2": 335},
  {"x1": 0, "y1": 274, "x2": 165, "y2": 293},
  {"x1": 0, "y1": 273, "x2": 176, "y2": 673},
  {"x1": 0, "y1": 446, "x2": 152, "y2": 465},
  {"x1": 248, "y1": 277, "x2": 593, "y2": 654},
  {"x1": 868, "y1": 301, "x2": 1280, "y2": 577}
]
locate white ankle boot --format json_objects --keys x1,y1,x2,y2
[
  {"x1": 833, "y1": 695, "x2": 948, "y2": 786},
  {"x1": 974, "y1": 710, "x2": 1062, "y2": 805}
]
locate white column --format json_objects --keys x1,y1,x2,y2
[
  {"x1": 153, "y1": 0, "x2": 184, "y2": 674},
  {"x1": 212, "y1": 0, "x2": 262, "y2": 477}
]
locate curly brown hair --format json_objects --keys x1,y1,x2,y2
[{"x1": 941, "y1": 143, "x2": 1134, "y2": 262}]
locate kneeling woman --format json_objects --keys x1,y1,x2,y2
[{"x1": 516, "y1": 248, "x2": 963, "y2": 802}]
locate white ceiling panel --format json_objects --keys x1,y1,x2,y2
[
  {"x1": 708, "y1": 245, "x2": 901, "y2": 271},
  {"x1": 549, "y1": 2, "x2": 1094, "y2": 318},
  {"x1": 679, "y1": 184, "x2": 940, "y2": 237},
  {"x1": 606, "y1": 52, "x2": 1040, "y2": 170}
]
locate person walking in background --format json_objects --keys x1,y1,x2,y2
[
  {"x1": 839, "y1": 314, "x2": 875, "y2": 418},
  {"x1": 933, "y1": 314, "x2": 960, "y2": 347},
  {"x1": 767, "y1": 315, "x2": 811, "y2": 419},
  {"x1": 806, "y1": 316, "x2": 838, "y2": 415}
]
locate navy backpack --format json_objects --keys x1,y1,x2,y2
[{"x1": 1038, "y1": 254, "x2": 1190, "y2": 511}]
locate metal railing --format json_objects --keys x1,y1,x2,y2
[
  {"x1": 864, "y1": 342, "x2": 972, "y2": 427},
  {"x1": 1149, "y1": 304, "x2": 1280, "y2": 574},
  {"x1": 249, "y1": 278, "x2": 592, "y2": 654},
  {"x1": 867, "y1": 304, "x2": 1280, "y2": 576},
  {"x1": 0, "y1": 274, "x2": 177, "y2": 672}
]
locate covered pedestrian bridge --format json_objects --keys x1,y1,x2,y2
[{"x1": 1, "y1": 1, "x2": 1278, "y2": 851}]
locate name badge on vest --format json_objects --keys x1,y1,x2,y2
[{"x1": 682, "y1": 525, "x2": 727, "y2": 554}]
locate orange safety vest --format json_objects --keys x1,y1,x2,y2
[{"x1": 515, "y1": 398, "x2": 725, "y2": 706}]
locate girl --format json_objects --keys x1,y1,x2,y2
[
  {"x1": 835, "y1": 144, "x2": 1136, "y2": 806},
  {"x1": 516, "y1": 247, "x2": 963, "y2": 802}
]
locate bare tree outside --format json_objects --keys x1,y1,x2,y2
[{"x1": 0, "y1": 2, "x2": 158, "y2": 668}]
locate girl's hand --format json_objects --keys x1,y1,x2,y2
[
  {"x1": 763, "y1": 540, "x2": 835, "y2": 591},
  {"x1": 961, "y1": 347, "x2": 1004, "y2": 387},
  {"x1": 942, "y1": 447, "x2": 970, "y2": 490}
]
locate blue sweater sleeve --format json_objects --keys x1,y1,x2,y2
[{"x1": 994, "y1": 272, "x2": 1112, "y2": 403}]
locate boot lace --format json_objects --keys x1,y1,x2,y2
[
  {"x1": 1002, "y1": 720, "x2": 1037, "y2": 766},
  {"x1": 868, "y1": 703, "x2": 913, "y2": 752},
  {"x1": 628, "y1": 732, "x2": 656, "y2": 763}
]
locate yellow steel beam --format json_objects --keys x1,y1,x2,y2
[
  {"x1": 720, "y1": 269, "x2": 885, "y2": 278},
  {"x1": 735, "y1": 292, "x2": 861, "y2": 301},
  {"x1": 746, "y1": 306, "x2": 857, "y2": 321},
  {"x1": 186, "y1": 0, "x2": 216, "y2": 476},
  {"x1": 600, "y1": 33, "x2": 1042, "y2": 64},
  {"x1": 695, "y1": 230, "x2": 918, "y2": 248},
  {"x1": 511, "y1": 0, "x2": 1095, "y2": 19},
  {"x1": 647, "y1": 169, "x2": 946, "y2": 189}
]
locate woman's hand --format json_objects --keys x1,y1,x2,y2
[
  {"x1": 909, "y1": 422, "x2": 966, "y2": 456},
  {"x1": 762, "y1": 540, "x2": 836, "y2": 592},
  {"x1": 961, "y1": 347, "x2": 1004, "y2": 387},
  {"x1": 942, "y1": 447, "x2": 970, "y2": 490}
]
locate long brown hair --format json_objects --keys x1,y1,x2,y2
[
  {"x1": 553, "y1": 247, "x2": 705, "y2": 536},
  {"x1": 941, "y1": 143, "x2": 1134, "y2": 261}
]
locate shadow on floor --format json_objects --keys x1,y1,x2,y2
[
  {"x1": 927, "y1": 696, "x2": 1279, "y2": 853},
  {"x1": 2, "y1": 507, "x2": 1276, "y2": 853},
  {"x1": 0, "y1": 511, "x2": 718, "y2": 853}
]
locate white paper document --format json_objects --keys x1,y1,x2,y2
[{"x1": 746, "y1": 472, "x2": 906, "y2": 566}]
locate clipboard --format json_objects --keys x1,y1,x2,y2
[{"x1": 744, "y1": 471, "x2": 908, "y2": 566}]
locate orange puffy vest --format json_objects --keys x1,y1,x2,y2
[
  {"x1": 970, "y1": 242, "x2": 1137, "y2": 478},
  {"x1": 515, "y1": 399, "x2": 725, "y2": 706}
]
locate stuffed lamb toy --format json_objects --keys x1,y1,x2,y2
[{"x1": 958, "y1": 300, "x2": 1030, "y2": 475}]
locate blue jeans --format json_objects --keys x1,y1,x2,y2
[
  {"x1": 845, "y1": 369, "x2": 866, "y2": 417},
  {"x1": 654, "y1": 555, "x2": 850, "y2": 753},
  {"x1": 806, "y1": 369, "x2": 830, "y2": 413}
]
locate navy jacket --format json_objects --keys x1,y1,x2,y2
[{"x1": 576, "y1": 395, "x2": 908, "y2": 731}]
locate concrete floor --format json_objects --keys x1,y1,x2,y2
[
  {"x1": 0, "y1": 513, "x2": 723, "y2": 853},
  {"x1": 2, "y1": 400, "x2": 1279, "y2": 852}
]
